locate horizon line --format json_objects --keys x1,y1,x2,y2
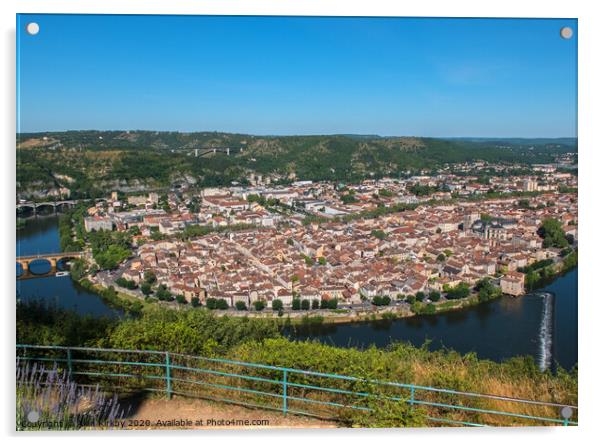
[{"x1": 16, "y1": 130, "x2": 578, "y2": 140}]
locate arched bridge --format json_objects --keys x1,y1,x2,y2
[
  {"x1": 17, "y1": 200, "x2": 79, "y2": 214},
  {"x1": 16, "y1": 251, "x2": 83, "y2": 280}
]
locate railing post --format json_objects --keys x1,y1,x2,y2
[
  {"x1": 165, "y1": 352, "x2": 172, "y2": 399},
  {"x1": 282, "y1": 370, "x2": 288, "y2": 415},
  {"x1": 409, "y1": 385, "x2": 415, "y2": 406},
  {"x1": 66, "y1": 348, "x2": 72, "y2": 377}
]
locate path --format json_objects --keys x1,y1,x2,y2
[{"x1": 123, "y1": 395, "x2": 337, "y2": 430}]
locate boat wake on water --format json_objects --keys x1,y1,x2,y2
[{"x1": 536, "y1": 292, "x2": 555, "y2": 371}]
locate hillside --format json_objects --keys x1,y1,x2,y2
[{"x1": 16, "y1": 131, "x2": 577, "y2": 199}]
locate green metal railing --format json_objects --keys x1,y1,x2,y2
[{"x1": 16, "y1": 344, "x2": 577, "y2": 427}]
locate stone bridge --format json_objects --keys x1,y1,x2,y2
[
  {"x1": 16, "y1": 200, "x2": 79, "y2": 214},
  {"x1": 16, "y1": 251, "x2": 83, "y2": 279}
]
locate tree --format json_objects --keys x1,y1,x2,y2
[
  {"x1": 140, "y1": 282, "x2": 152, "y2": 296},
  {"x1": 301, "y1": 299, "x2": 310, "y2": 310},
  {"x1": 144, "y1": 270, "x2": 157, "y2": 284},
  {"x1": 216, "y1": 299, "x2": 229, "y2": 310},
  {"x1": 446, "y1": 282, "x2": 470, "y2": 300},
  {"x1": 155, "y1": 284, "x2": 172, "y2": 301},
  {"x1": 371, "y1": 229, "x2": 387, "y2": 240},
  {"x1": 517, "y1": 199, "x2": 531, "y2": 209},
  {"x1": 405, "y1": 295, "x2": 416, "y2": 304},
  {"x1": 272, "y1": 299, "x2": 283, "y2": 311},
  {"x1": 476, "y1": 278, "x2": 502, "y2": 303},
  {"x1": 312, "y1": 299, "x2": 320, "y2": 309},
  {"x1": 416, "y1": 291, "x2": 425, "y2": 302},
  {"x1": 175, "y1": 295, "x2": 187, "y2": 305},
  {"x1": 372, "y1": 295, "x2": 391, "y2": 306},
  {"x1": 429, "y1": 291, "x2": 441, "y2": 302},
  {"x1": 292, "y1": 299, "x2": 301, "y2": 310},
  {"x1": 70, "y1": 259, "x2": 87, "y2": 281},
  {"x1": 190, "y1": 297, "x2": 200, "y2": 308},
  {"x1": 537, "y1": 218, "x2": 569, "y2": 248},
  {"x1": 235, "y1": 301, "x2": 248, "y2": 311},
  {"x1": 253, "y1": 301, "x2": 266, "y2": 311}
]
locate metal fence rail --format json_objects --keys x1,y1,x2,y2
[{"x1": 16, "y1": 344, "x2": 578, "y2": 427}]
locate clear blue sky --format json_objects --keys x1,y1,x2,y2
[{"x1": 17, "y1": 15, "x2": 577, "y2": 137}]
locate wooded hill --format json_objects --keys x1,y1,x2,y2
[{"x1": 16, "y1": 131, "x2": 577, "y2": 198}]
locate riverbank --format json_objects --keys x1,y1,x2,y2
[{"x1": 79, "y1": 248, "x2": 577, "y2": 326}]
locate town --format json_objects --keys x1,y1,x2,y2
[{"x1": 71, "y1": 162, "x2": 578, "y2": 317}]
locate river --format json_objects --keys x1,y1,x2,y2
[{"x1": 16, "y1": 215, "x2": 578, "y2": 370}]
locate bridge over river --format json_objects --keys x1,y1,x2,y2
[{"x1": 16, "y1": 251, "x2": 83, "y2": 280}]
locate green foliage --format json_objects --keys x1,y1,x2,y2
[
  {"x1": 340, "y1": 193, "x2": 358, "y2": 204},
  {"x1": 235, "y1": 301, "x2": 248, "y2": 311},
  {"x1": 115, "y1": 277, "x2": 137, "y2": 290},
  {"x1": 292, "y1": 299, "x2": 301, "y2": 310},
  {"x1": 155, "y1": 284, "x2": 173, "y2": 301},
  {"x1": 175, "y1": 295, "x2": 187, "y2": 305},
  {"x1": 88, "y1": 230, "x2": 132, "y2": 270},
  {"x1": 320, "y1": 298, "x2": 338, "y2": 309},
  {"x1": 371, "y1": 229, "x2": 387, "y2": 240},
  {"x1": 518, "y1": 258, "x2": 554, "y2": 274},
  {"x1": 301, "y1": 299, "x2": 310, "y2": 310},
  {"x1": 408, "y1": 184, "x2": 436, "y2": 196},
  {"x1": 302, "y1": 255, "x2": 315, "y2": 266},
  {"x1": 206, "y1": 298, "x2": 229, "y2": 310},
  {"x1": 191, "y1": 297, "x2": 201, "y2": 307},
  {"x1": 144, "y1": 270, "x2": 156, "y2": 284},
  {"x1": 253, "y1": 300, "x2": 266, "y2": 311},
  {"x1": 17, "y1": 131, "x2": 576, "y2": 198},
  {"x1": 428, "y1": 291, "x2": 441, "y2": 302},
  {"x1": 312, "y1": 299, "x2": 320, "y2": 310},
  {"x1": 140, "y1": 282, "x2": 152, "y2": 296},
  {"x1": 105, "y1": 306, "x2": 280, "y2": 356},
  {"x1": 446, "y1": 282, "x2": 470, "y2": 300},
  {"x1": 415, "y1": 291, "x2": 425, "y2": 302},
  {"x1": 271, "y1": 299, "x2": 283, "y2": 311},
  {"x1": 69, "y1": 259, "x2": 87, "y2": 282},
  {"x1": 562, "y1": 250, "x2": 577, "y2": 271},
  {"x1": 538, "y1": 218, "x2": 569, "y2": 249},
  {"x1": 372, "y1": 295, "x2": 391, "y2": 306},
  {"x1": 344, "y1": 396, "x2": 427, "y2": 428},
  {"x1": 476, "y1": 278, "x2": 502, "y2": 303},
  {"x1": 17, "y1": 300, "x2": 115, "y2": 347}
]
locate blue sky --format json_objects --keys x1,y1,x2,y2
[{"x1": 17, "y1": 15, "x2": 577, "y2": 137}]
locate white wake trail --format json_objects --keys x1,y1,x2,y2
[{"x1": 538, "y1": 292, "x2": 554, "y2": 371}]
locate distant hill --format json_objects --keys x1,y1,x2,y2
[{"x1": 16, "y1": 130, "x2": 577, "y2": 199}]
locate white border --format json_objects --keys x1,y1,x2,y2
[{"x1": 2, "y1": 1, "x2": 600, "y2": 444}]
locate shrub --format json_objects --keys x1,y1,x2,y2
[
  {"x1": 253, "y1": 301, "x2": 265, "y2": 311},
  {"x1": 271, "y1": 299, "x2": 283, "y2": 311},
  {"x1": 235, "y1": 301, "x2": 248, "y2": 311},
  {"x1": 292, "y1": 299, "x2": 301, "y2": 310},
  {"x1": 428, "y1": 291, "x2": 441, "y2": 302},
  {"x1": 301, "y1": 300, "x2": 310, "y2": 310}
]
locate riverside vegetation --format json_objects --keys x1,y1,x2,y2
[{"x1": 17, "y1": 300, "x2": 577, "y2": 427}]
